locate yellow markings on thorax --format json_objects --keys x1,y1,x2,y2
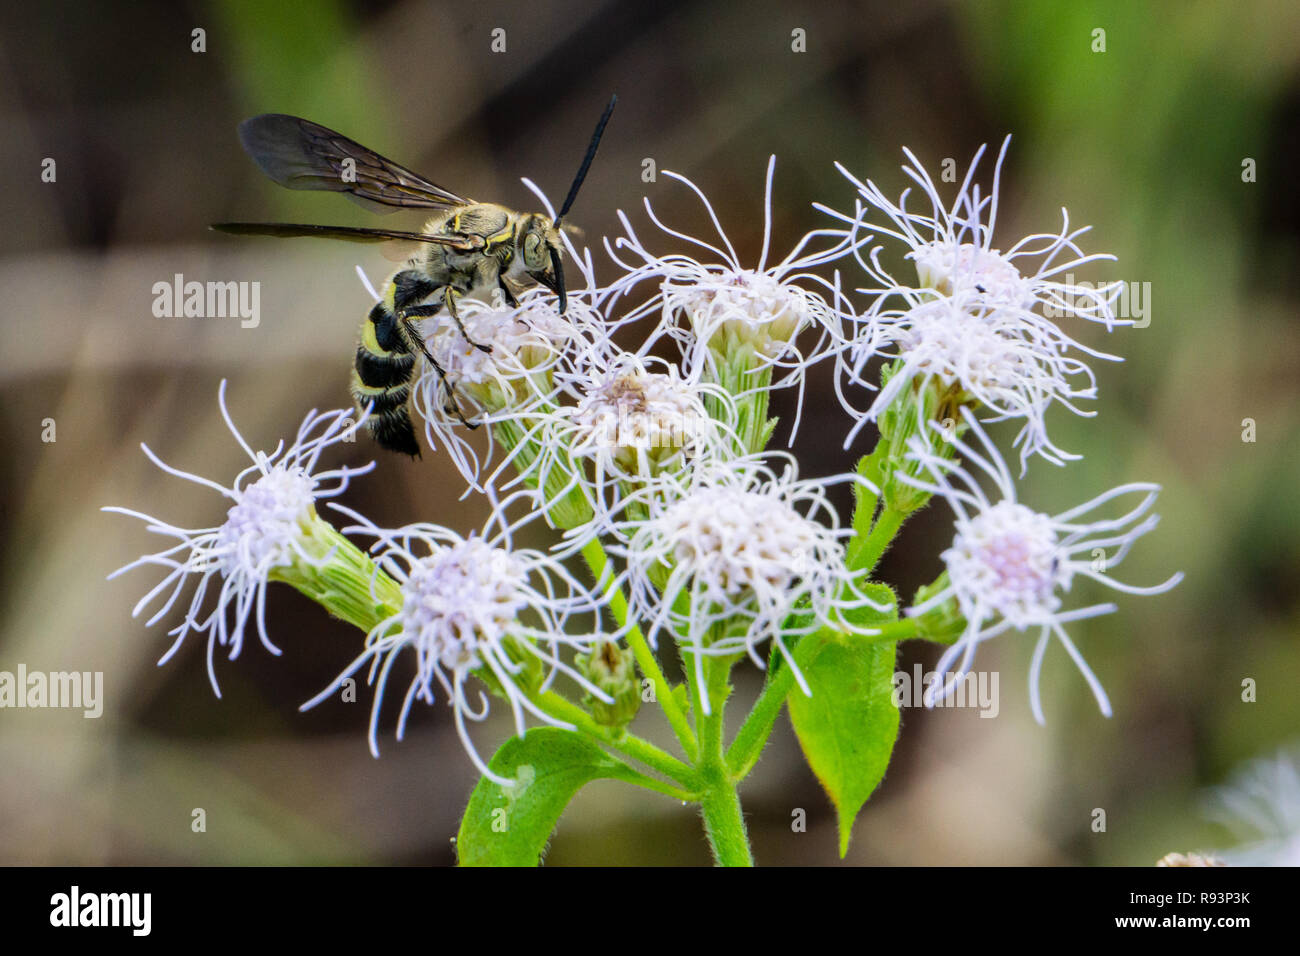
[{"x1": 451, "y1": 210, "x2": 516, "y2": 250}]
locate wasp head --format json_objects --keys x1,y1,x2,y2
[{"x1": 519, "y1": 213, "x2": 568, "y2": 314}]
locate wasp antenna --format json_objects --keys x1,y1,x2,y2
[
  {"x1": 556, "y1": 94, "x2": 617, "y2": 225},
  {"x1": 550, "y1": 246, "x2": 568, "y2": 315}
]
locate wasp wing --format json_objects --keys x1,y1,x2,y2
[
  {"x1": 237, "y1": 114, "x2": 472, "y2": 212},
  {"x1": 211, "y1": 222, "x2": 478, "y2": 249}
]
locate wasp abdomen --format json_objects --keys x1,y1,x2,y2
[
  {"x1": 354, "y1": 343, "x2": 414, "y2": 389},
  {"x1": 351, "y1": 279, "x2": 432, "y2": 458}
]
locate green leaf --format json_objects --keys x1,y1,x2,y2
[
  {"x1": 787, "y1": 585, "x2": 901, "y2": 858},
  {"x1": 845, "y1": 447, "x2": 887, "y2": 569},
  {"x1": 456, "y1": 728, "x2": 641, "y2": 866}
]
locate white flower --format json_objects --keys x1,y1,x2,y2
[
  {"x1": 604, "y1": 156, "x2": 865, "y2": 431},
  {"x1": 825, "y1": 137, "x2": 1136, "y2": 470},
  {"x1": 302, "y1": 493, "x2": 613, "y2": 783},
  {"x1": 532, "y1": 350, "x2": 741, "y2": 534},
  {"x1": 900, "y1": 409, "x2": 1182, "y2": 723},
  {"x1": 1155, "y1": 852, "x2": 1226, "y2": 867},
  {"x1": 1205, "y1": 746, "x2": 1300, "y2": 866},
  {"x1": 821, "y1": 136, "x2": 1127, "y2": 331},
  {"x1": 421, "y1": 291, "x2": 585, "y2": 414},
  {"x1": 104, "y1": 381, "x2": 373, "y2": 694},
  {"x1": 613, "y1": 454, "x2": 887, "y2": 712},
  {"x1": 842, "y1": 290, "x2": 1100, "y2": 469},
  {"x1": 570, "y1": 358, "x2": 706, "y2": 466}
]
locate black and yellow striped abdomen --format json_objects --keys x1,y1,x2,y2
[{"x1": 350, "y1": 270, "x2": 439, "y2": 457}]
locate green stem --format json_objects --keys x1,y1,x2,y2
[
  {"x1": 579, "y1": 537, "x2": 698, "y2": 760},
  {"x1": 726, "y1": 662, "x2": 796, "y2": 779},
  {"x1": 868, "y1": 618, "x2": 924, "y2": 642},
  {"x1": 531, "y1": 690, "x2": 697, "y2": 787},
  {"x1": 698, "y1": 768, "x2": 753, "y2": 866},
  {"x1": 614, "y1": 768, "x2": 698, "y2": 802},
  {"x1": 694, "y1": 650, "x2": 753, "y2": 865},
  {"x1": 853, "y1": 506, "x2": 906, "y2": 576},
  {"x1": 697, "y1": 649, "x2": 733, "y2": 763}
]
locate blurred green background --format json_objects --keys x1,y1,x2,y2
[{"x1": 1, "y1": 0, "x2": 1297, "y2": 865}]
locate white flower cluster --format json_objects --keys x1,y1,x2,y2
[
  {"x1": 614, "y1": 454, "x2": 886, "y2": 711},
  {"x1": 107, "y1": 139, "x2": 1181, "y2": 773},
  {"x1": 1205, "y1": 746, "x2": 1300, "y2": 867},
  {"x1": 821, "y1": 137, "x2": 1129, "y2": 470},
  {"x1": 302, "y1": 498, "x2": 613, "y2": 783}
]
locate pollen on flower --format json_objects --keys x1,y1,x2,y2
[{"x1": 572, "y1": 361, "x2": 701, "y2": 466}]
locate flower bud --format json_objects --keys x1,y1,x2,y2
[
  {"x1": 873, "y1": 359, "x2": 964, "y2": 514},
  {"x1": 576, "y1": 641, "x2": 642, "y2": 727}
]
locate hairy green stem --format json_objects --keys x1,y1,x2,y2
[
  {"x1": 694, "y1": 650, "x2": 754, "y2": 865},
  {"x1": 698, "y1": 767, "x2": 753, "y2": 866},
  {"x1": 726, "y1": 661, "x2": 796, "y2": 779},
  {"x1": 868, "y1": 618, "x2": 924, "y2": 642},
  {"x1": 530, "y1": 689, "x2": 698, "y2": 788},
  {"x1": 854, "y1": 506, "x2": 906, "y2": 575},
  {"x1": 618, "y1": 770, "x2": 698, "y2": 802}
]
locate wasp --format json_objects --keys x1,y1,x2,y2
[{"x1": 212, "y1": 96, "x2": 616, "y2": 456}]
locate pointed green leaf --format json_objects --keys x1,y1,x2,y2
[
  {"x1": 456, "y1": 728, "x2": 641, "y2": 866},
  {"x1": 846, "y1": 447, "x2": 887, "y2": 569},
  {"x1": 788, "y1": 584, "x2": 901, "y2": 858}
]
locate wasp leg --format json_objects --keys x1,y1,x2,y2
[
  {"x1": 397, "y1": 302, "x2": 442, "y2": 323},
  {"x1": 443, "y1": 288, "x2": 494, "y2": 354},
  {"x1": 390, "y1": 311, "x2": 478, "y2": 429},
  {"x1": 497, "y1": 277, "x2": 519, "y2": 309},
  {"x1": 446, "y1": 397, "x2": 480, "y2": 430},
  {"x1": 397, "y1": 298, "x2": 494, "y2": 355}
]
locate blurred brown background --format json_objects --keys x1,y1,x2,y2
[{"x1": 1, "y1": 0, "x2": 1298, "y2": 865}]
